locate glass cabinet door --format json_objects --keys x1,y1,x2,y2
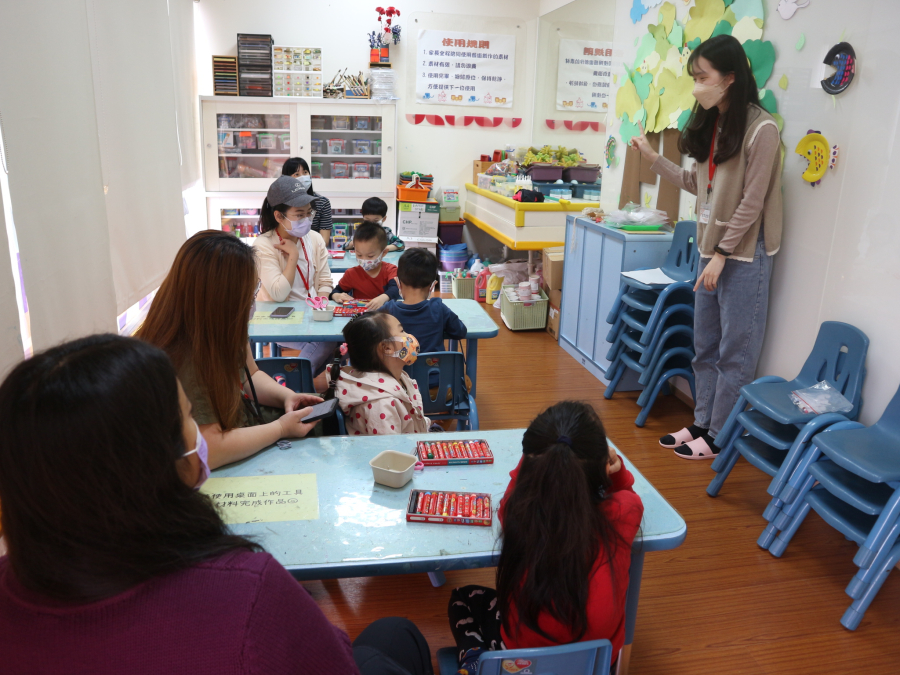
[{"x1": 203, "y1": 102, "x2": 297, "y2": 191}]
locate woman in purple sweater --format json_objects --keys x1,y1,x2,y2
[{"x1": 0, "y1": 334, "x2": 432, "y2": 675}]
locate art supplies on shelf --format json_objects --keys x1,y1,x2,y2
[
  {"x1": 237, "y1": 33, "x2": 274, "y2": 97},
  {"x1": 212, "y1": 56, "x2": 238, "y2": 96},
  {"x1": 406, "y1": 489, "x2": 493, "y2": 527},
  {"x1": 415, "y1": 439, "x2": 494, "y2": 466}
]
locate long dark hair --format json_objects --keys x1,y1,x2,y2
[
  {"x1": 0, "y1": 334, "x2": 258, "y2": 602},
  {"x1": 281, "y1": 157, "x2": 315, "y2": 195},
  {"x1": 497, "y1": 401, "x2": 625, "y2": 642},
  {"x1": 259, "y1": 197, "x2": 291, "y2": 234},
  {"x1": 679, "y1": 35, "x2": 759, "y2": 164},
  {"x1": 136, "y1": 231, "x2": 256, "y2": 431},
  {"x1": 325, "y1": 313, "x2": 394, "y2": 399}
]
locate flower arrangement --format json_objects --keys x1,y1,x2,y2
[{"x1": 372, "y1": 6, "x2": 401, "y2": 47}]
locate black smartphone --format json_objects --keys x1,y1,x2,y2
[
  {"x1": 300, "y1": 398, "x2": 339, "y2": 423},
  {"x1": 269, "y1": 306, "x2": 295, "y2": 319}
]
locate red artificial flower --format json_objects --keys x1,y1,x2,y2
[
  {"x1": 385, "y1": 26, "x2": 391, "y2": 32},
  {"x1": 376, "y1": 6, "x2": 385, "y2": 14}
]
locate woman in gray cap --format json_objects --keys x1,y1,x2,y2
[{"x1": 255, "y1": 175, "x2": 336, "y2": 374}]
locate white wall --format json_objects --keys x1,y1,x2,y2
[
  {"x1": 602, "y1": 0, "x2": 900, "y2": 424},
  {"x1": 194, "y1": 0, "x2": 540, "y2": 214}
]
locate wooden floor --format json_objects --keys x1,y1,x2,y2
[{"x1": 293, "y1": 300, "x2": 900, "y2": 673}]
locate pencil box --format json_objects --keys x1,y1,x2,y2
[
  {"x1": 415, "y1": 439, "x2": 494, "y2": 466},
  {"x1": 406, "y1": 489, "x2": 492, "y2": 527}
]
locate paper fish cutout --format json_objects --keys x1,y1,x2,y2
[
  {"x1": 606, "y1": 136, "x2": 618, "y2": 168},
  {"x1": 777, "y1": 0, "x2": 809, "y2": 20},
  {"x1": 821, "y1": 42, "x2": 856, "y2": 94},
  {"x1": 829, "y1": 143, "x2": 839, "y2": 171},
  {"x1": 795, "y1": 130, "x2": 835, "y2": 186}
]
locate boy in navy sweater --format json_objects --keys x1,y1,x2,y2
[{"x1": 382, "y1": 248, "x2": 467, "y2": 353}]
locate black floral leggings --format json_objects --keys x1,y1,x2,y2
[{"x1": 447, "y1": 585, "x2": 506, "y2": 664}]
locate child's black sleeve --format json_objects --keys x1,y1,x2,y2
[
  {"x1": 329, "y1": 283, "x2": 354, "y2": 300},
  {"x1": 383, "y1": 278, "x2": 401, "y2": 300}
]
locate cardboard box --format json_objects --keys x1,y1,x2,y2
[
  {"x1": 542, "y1": 246, "x2": 565, "y2": 291},
  {"x1": 473, "y1": 160, "x2": 494, "y2": 184},
  {"x1": 401, "y1": 236, "x2": 438, "y2": 256},
  {"x1": 398, "y1": 200, "x2": 440, "y2": 238},
  {"x1": 546, "y1": 289, "x2": 562, "y2": 341}
]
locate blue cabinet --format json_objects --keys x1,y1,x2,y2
[{"x1": 559, "y1": 216, "x2": 673, "y2": 389}]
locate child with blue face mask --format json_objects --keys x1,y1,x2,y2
[{"x1": 330, "y1": 222, "x2": 401, "y2": 312}]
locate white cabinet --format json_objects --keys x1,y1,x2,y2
[{"x1": 201, "y1": 96, "x2": 397, "y2": 194}]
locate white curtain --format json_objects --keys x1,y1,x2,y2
[
  {"x1": 0, "y1": 175, "x2": 23, "y2": 379},
  {"x1": 86, "y1": 0, "x2": 187, "y2": 315},
  {"x1": 0, "y1": 1, "x2": 118, "y2": 351},
  {"x1": 169, "y1": 0, "x2": 201, "y2": 189}
]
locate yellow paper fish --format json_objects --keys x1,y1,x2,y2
[{"x1": 795, "y1": 132, "x2": 831, "y2": 183}]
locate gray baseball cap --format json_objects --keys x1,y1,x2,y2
[{"x1": 266, "y1": 175, "x2": 317, "y2": 208}]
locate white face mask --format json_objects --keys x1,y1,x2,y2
[
  {"x1": 359, "y1": 255, "x2": 383, "y2": 271},
  {"x1": 692, "y1": 80, "x2": 729, "y2": 110},
  {"x1": 296, "y1": 175, "x2": 312, "y2": 190}
]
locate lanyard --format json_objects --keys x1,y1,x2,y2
[
  {"x1": 295, "y1": 239, "x2": 311, "y2": 296},
  {"x1": 707, "y1": 119, "x2": 718, "y2": 197}
]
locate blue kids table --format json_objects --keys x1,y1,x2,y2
[
  {"x1": 212, "y1": 429, "x2": 686, "y2": 672},
  {"x1": 249, "y1": 299, "x2": 499, "y2": 396},
  {"x1": 328, "y1": 250, "x2": 403, "y2": 273}
]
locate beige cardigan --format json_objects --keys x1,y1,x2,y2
[{"x1": 255, "y1": 229, "x2": 333, "y2": 302}]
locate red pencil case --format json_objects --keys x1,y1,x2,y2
[
  {"x1": 333, "y1": 305, "x2": 367, "y2": 317},
  {"x1": 406, "y1": 489, "x2": 492, "y2": 527},
  {"x1": 416, "y1": 439, "x2": 494, "y2": 466}
]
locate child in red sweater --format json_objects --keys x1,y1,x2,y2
[
  {"x1": 331, "y1": 222, "x2": 400, "y2": 311},
  {"x1": 447, "y1": 401, "x2": 643, "y2": 672}
]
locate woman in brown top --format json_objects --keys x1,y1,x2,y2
[
  {"x1": 630, "y1": 35, "x2": 782, "y2": 460},
  {"x1": 137, "y1": 231, "x2": 322, "y2": 468}
]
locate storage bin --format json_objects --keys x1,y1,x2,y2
[
  {"x1": 332, "y1": 115, "x2": 351, "y2": 130},
  {"x1": 279, "y1": 134, "x2": 290, "y2": 151},
  {"x1": 397, "y1": 182, "x2": 430, "y2": 202},
  {"x1": 310, "y1": 139, "x2": 324, "y2": 154},
  {"x1": 563, "y1": 164, "x2": 601, "y2": 183},
  {"x1": 239, "y1": 208, "x2": 259, "y2": 215},
  {"x1": 237, "y1": 132, "x2": 257, "y2": 150},
  {"x1": 311, "y1": 115, "x2": 326, "y2": 129},
  {"x1": 354, "y1": 116, "x2": 370, "y2": 130},
  {"x1": 525, "y1": 163, "x2": 563, "y2": 181},
  {"x1": 373, "y1": 162, "x2": 382, "y2": 178},
  {"x1": 352, "y1": 162, "x2": 371, "y2": 179},
  {"x1": 530, "y1": 181, "x2": 557, "y2": 196},
  {"x1": 372, "y1": 140, "x2": 382, "y2": 155},
  {"x1": 451, "y1": 276, "x2": 476, "y2": 300},
  {"x1": 332, "y1": 162, "x2": 350, "y2": 178},
  {"x1": 311, "y1": 161, "x2": 323, "y2": 178},
  {"x1": 439, "y1": 220, "x2": 465, "y2": 246},
  {"x1": 223, "y1": 208, "x2": 240, "y2": 216},
  {"x1": 369, "y1": 450, "x2": 416, "y2": 488},
  {"x1": 353, "y1": 139, "x2": 371, "y2": 155},
  {"x1": 327, "y1": 138, "x2": 346, "y2": 154},
  {"x1": 440, "y1": 204, "x2": 460, "y2": 222},
  {"x1": 374, "y1": 117, "x2": 383, "y2": 131},
  {"x1": 500, "y1": 285, "x2": 549, "y2": 330}
]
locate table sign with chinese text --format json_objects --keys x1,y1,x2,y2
[
  {"x1": 416, "y1": 30, "x2": 516, "y2": 108},
  {"x1": 201, "y1": 474, "x2": 319, "y2": 524}
]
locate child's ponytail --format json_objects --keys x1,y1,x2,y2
[{"x1": 496, "y1": 401, "x2": 623, "y2": 642}]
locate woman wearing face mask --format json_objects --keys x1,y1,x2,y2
[
  {"x1": 282, "y1": 157, "x2": 333, "y2": 246},
  {"x1": 137, "y1": 230, "x2": 322, "y2": 469},
  {"x1": 0, "y1": 334, "x2": 435, "y2": 675},
  {"x1": 256, "y1": 175, "x2": 337, "y2": 374},
  {"x1": 326, "y1": 312, "x2": 431, "y2": 436},
  {"x1": 629, "y1": 34, "x2": 783, "y2": 460}
]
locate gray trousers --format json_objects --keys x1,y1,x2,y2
[{"x1": 693, "y1": 236, "x2": 773, "y2": 438}]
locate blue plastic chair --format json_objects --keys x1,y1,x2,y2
[
  {"x1": 436, "y1": 639, "x2": 613, "y2": 675},
  {"x1": 405, "y1": 351, "x2": 478, "y2": 430},
  {"x1": 707, "y1": 321, "x2": 869, "y2": 498},
  {"x1": 255, "y1": 357, "x2": 346, "y2": 435}
]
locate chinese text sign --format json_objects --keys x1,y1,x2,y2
[
  {"x1": 201, "y1": 474, "x2": 319, "y2": 524},
  {"x1": 556, "y1": 40, "x2": 614, "y2": 112}
]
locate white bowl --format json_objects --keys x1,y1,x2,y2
[
  {"x1": 312, "y1": 307, "x2": 335, "y2": 322},
  {"x1": 369, "y1": 450, "x2": 417, "y2": 488}
]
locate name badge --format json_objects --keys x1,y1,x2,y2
[{"x1": 699, "y1": 205, "x2": 711, "y2": 225}]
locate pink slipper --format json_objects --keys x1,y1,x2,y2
[
  {"x1": 659, "y1": 427, "x2": 696, "y2": 449},
  {"x1": 674, "y1": 436, "x2": 720, "y2": 460}
]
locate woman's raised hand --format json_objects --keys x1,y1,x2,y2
[{"x1": 628, "y1": 121, "x2": 659, "y2": 164}]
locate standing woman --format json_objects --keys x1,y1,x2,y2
[
  {"x1": 629, "y1": 35, "x2": 782, "y2": 460},
  {"x1": 282, "y1": 157, "x2": 333, "y2": 246},
  {"x1": 136, "y1": 230, "x2": 323, "y2": 469},
  {"x1": 255, "y1": 175, "x2": 336, "y2": 374}
]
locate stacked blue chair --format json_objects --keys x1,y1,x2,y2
[
  {"x1": 603, "y1": 220, "x2": 699, "y2": 427},
  {"x1": 754, "y1": 383, "x2": 900, "y2": 629},
  {"x1": 405, "y1": 351, "x2": 478, "y2": 430},
  {"x1": 706, "y1": 322, "x2": 869, "y2": 499},
  {"x1": 255, "y1": 357, "x2": 346, "y2": 435},
  {"x1": 436, "y1": 639, "x2": 613, "y2": 675}
]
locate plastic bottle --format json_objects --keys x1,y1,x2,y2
[
  {"x1": 475, "y1": 268, "x2": 490, "y2": 303},
  {"x1": 469, "y1": 258, "x2": 484, "y2": 275},
  {"x1": 486, "y1": 274, "x2": 504, "y2": 305}
]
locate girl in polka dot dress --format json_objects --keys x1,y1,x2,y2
[{"x1": 325, "y1": 312, "x2": 431, "y2": 436}]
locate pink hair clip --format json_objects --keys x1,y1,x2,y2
[{"x1": 340, "y1": 343, "x2": 348, "y2": 356}]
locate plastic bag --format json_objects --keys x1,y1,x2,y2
[
  {"x1": 603, "y1": 202, "x2": 669, "y2": 227},
  {"x1": 789, "y1": 381, "x2": 853, "y2": 415},
  {"x1": 488, "y1": 261, "x2": 529, "y2": 285}
]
